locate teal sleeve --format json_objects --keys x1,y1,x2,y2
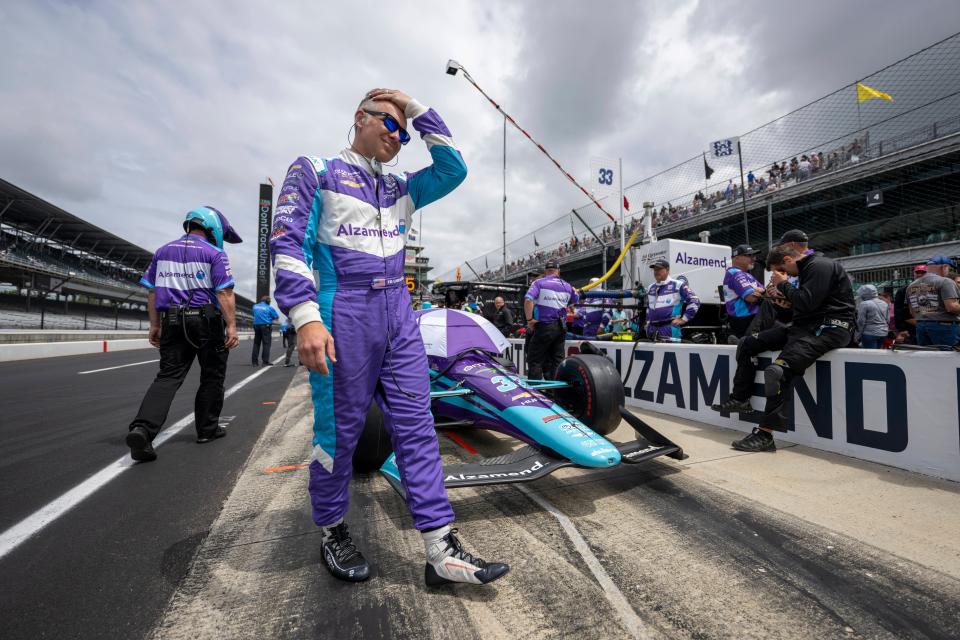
[{"x1": 406, "y1": 145, "x2": 467, "y2": 210}]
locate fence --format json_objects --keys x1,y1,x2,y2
[{"x1": 441, "y1": 31, "x2": 960, "y2": 282}]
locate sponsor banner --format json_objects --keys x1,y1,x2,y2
[
  {"x1": 507, "y1": 340, "x2": 960, "y2": 482},
  {"x1": 257, "y1": 184, "x2": 273, "y2": 300}
]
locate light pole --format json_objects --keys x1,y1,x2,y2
[{"x1": 445, "y1": 59, "x2": 618, "y2": 283}]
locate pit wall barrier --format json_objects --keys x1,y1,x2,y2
[
  {"x1": 507, "y1": 339, "x2": 960, "y2": 483},
  {"x1": 0, "y1": 333, "x2": 254, "y2": 363}
]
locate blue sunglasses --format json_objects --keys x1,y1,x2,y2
[{"x1": 363, "y1": 109, "x2": 410, "y2": 145}]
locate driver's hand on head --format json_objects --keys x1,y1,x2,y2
[
  {"x1": 297, "y1": 321, "x2": 337, "y2": 376},
  {"x1": 366, "y1": 88, "x2": 412, "y2": 113}
]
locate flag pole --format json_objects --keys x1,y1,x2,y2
[
  {"x1": 501, "y1": 114, "x2": 507, "y2": 281},
  {"x1": 703, "y1": 152, "x2": 708, "y2": 194},
  {"x1": 737, "y1": 140, "x2": 750, "y2": 245},
  {"x1": 619, "y1": 157, "x2": 625, "y2": 256},
  {"x1": 855, "y1": 81, "x2": 862, "y2": 133}
]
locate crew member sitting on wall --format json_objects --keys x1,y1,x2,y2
[{"x1": 719, "y1": 243, "x2": 855, "y2": 453}]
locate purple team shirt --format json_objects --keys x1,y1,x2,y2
[
  {"x1": 140, "y1": 234, "x2": 234, "y2": 309},
  {"x1": 722, "y1": 267, "x2": 762, "y2": 317},
  {"x1": 525, "y1": 275, "x2": 579, "y2": 323}
]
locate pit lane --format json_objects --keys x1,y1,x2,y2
[
  {"x1": 147, "y1": 372, "x2": 960, "y2": 640},
  {"x1": 0, "y1": 347, "x2": 298, "y2": 639}
]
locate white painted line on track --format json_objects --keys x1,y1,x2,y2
[
  {"x1": 78, "y1": 359, "x2": 159, "y2": 375},
  {"x1": 516, "y1": 484, "x2": 652, "y2": 640},
  {"x1": 0, "y1": 355, "x2": 286, "y2": 561}
]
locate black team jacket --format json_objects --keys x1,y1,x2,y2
[{"x1": 776, "y1": 253, "x2": 856, "y2": 331}]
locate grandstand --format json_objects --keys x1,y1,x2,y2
[
  {"x1": 448, "y1": 32, "x2": 960, "y2": 294},
  {"x1": 0, "y1": 178, "x2": 255, "y2": 330}
]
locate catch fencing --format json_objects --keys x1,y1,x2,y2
[{"x1": 442, "y1": 31, "x2": 960, "y2": 285}]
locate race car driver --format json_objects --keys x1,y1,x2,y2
[{"x1": 270, "y1": 88, "x2": 508, "y2": 586}]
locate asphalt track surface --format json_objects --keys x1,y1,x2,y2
[
  {"x1": 154, "y1": 374, "x2": 960, "y2": 640},
  {"x1": 0, "y1": 345, "x2": 298, "y2": 640},
  {"x1": 3, "y1": 353, "x2": 960, "y2": 639}
]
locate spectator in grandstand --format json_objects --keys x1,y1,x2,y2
[
  {"x1": 768, "y1": 163, "x2": 781, "y2": 187},
  {"x1": 798, "y1": 156, "x2": 811, "y2": 181},
  {"x1": 525, "y1": 259, "x2": 578, "y2": 380},
  {"x1": 126, "y1": 207, "x2": 242, "y2": 463},
  {"x1": 850, "y1": 139, "x2": 863, "y2": 162},
  {"x1": 827, "y1": 151, "x2": 839, "y2": 171},
  {"x1": 281, "y1": 319, "x2": 298, "y2": 367},
  {"x1": 747, "y1": 171, "x2": 755, "y2": 190},
  {"x1": 492, "y1": 296, "x2": 514, "y2": 337},
  {"x1": 645, "y1": 260, "x2": 700, "y2": 341},
  {"x1": 251, "y1": 296, "x2": 279, "y2": 365},
  {"x1": 722, "y1": 244, "x2": 764, "y2": 338},
  {"x1": 724, "y1": 244, "x2": 855, "y2": 452},
  {"x1": 906, "y1": 256, "x2": 960, "y2": 346},
  {"x1": 856, "y1": 285, "x2": 889, "y2": 349}
]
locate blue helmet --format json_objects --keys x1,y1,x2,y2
[{"x1": 183, "y1": 207, "x2": 225, "y2": 248}]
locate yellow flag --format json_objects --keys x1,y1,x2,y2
[{"x1": 857, "y1": 82, "x2": 893, "y2": 103}]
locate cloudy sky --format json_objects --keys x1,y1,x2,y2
[{"x1": 2, "y1": 0, "x2": 959, "y2": 296}]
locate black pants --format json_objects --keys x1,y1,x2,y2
[
  {"x1": 732, "y1": 324, "x2": 849, "y2": 431},
  {"x1": 527, "y1": 320, "x2": 565, "y2": 380},
  {"x1": 728, "y1": 315, "x2": 756, "y2": 339},
  {"x1": 252, "y1": 325, "x2": 272, "y2": 365},
  {"x1": 284, "y1": 336, "x2": 297, "y2": 365},
  {"x1": 130, "y1": 313, "x2": 229, "y2": 440}
]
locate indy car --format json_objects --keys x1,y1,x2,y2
[{"x1": 354, "y1": 308, "x2": 687, "y2": 492}]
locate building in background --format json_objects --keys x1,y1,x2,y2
[
  {"x1": 404, "y1": 242, "x2": 432, "y2": 301},
  {"x1": 0, "y1": 178, "x2": 255, "y2": 330}
]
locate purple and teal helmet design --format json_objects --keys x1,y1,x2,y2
[{"x1": 182, "y1": 206, "x2": 242, "y2": 249}]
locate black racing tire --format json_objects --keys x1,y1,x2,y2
[
  {"x1": 352, "y1": 401, "x2": 392, "y2": 473},
  {"x1": 554, "y1": 354, "x2": 624, "y2": 436}
]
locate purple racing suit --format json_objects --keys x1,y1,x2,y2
[
  {"x1": 645, "y1": 277, "x2": 701, "y2": 339},
  {"x1": 269, "y1": 100, "x2": 466, "y2": 531}
]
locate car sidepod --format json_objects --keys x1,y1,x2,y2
[{"x1": 374, "y1": 350, "x2": 687, "y2": 494}]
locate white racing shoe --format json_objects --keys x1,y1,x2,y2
[{"x1": 423, "y1": 526, "x2": 510, "y2": 586}]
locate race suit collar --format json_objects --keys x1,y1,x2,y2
[{"x1": 341, "y1": 148, "x2": 383, "y2": 176}]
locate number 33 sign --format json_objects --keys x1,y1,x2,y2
[{"x1": 589, "y1": 157, "x2": 617, "y2": 195}]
